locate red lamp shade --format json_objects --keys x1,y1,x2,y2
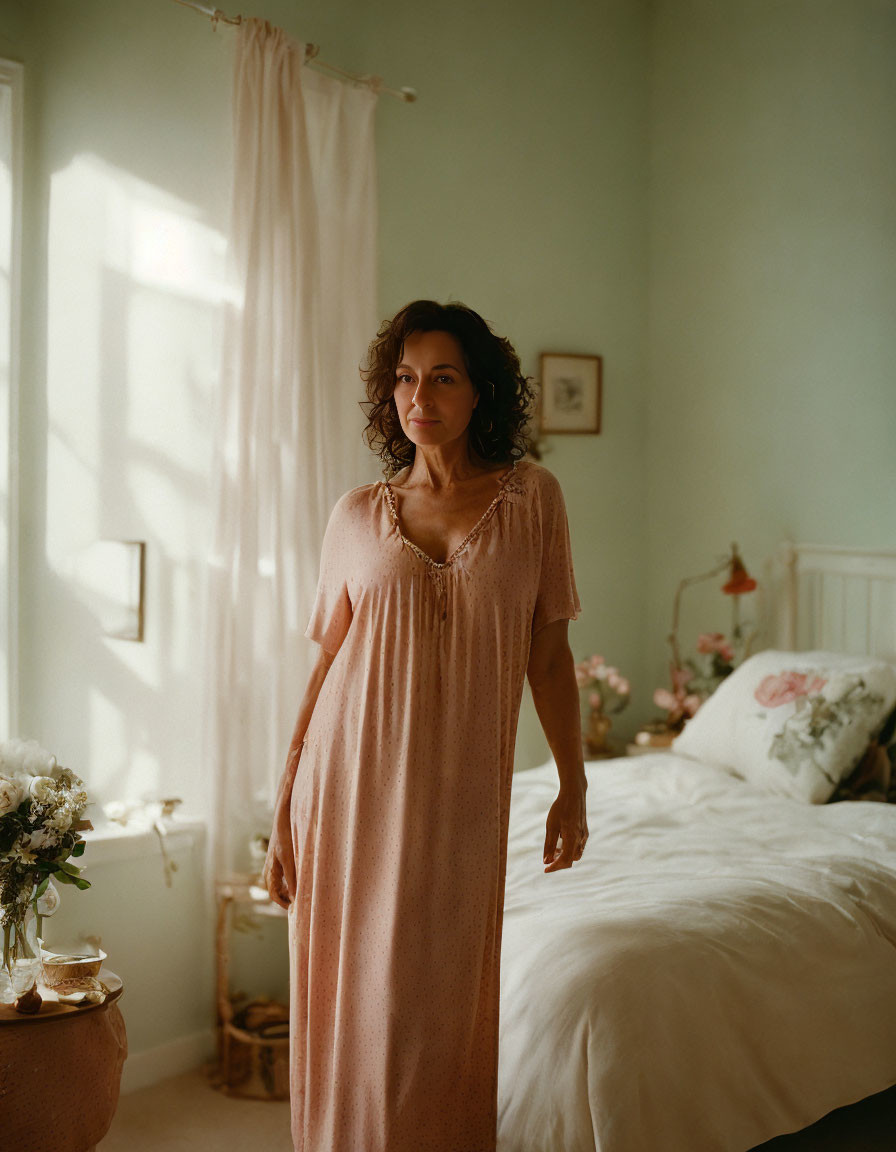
[{"x1": 722, "y1": 545, "x2": 757, "y2": 595}]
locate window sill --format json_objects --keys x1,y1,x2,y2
[{"x1": 80, "y1": 818, "x2": 206, "y2": 867}]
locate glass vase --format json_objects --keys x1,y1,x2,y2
[
  {"x1": 1, "y1": 906, "x2": 42, "y2": 1004},
  {"x1": 585, "y1": 707, "x2": 612, "y2": 756}
]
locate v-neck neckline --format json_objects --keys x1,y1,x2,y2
[{"x1": 382, "y1": 460, "x2": 520, "y2": 569}]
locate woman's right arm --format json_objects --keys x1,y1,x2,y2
[{"x1": 263, "y1": 643, "x2": 338, "y2": 908}]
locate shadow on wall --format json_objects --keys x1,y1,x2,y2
[{"x1": 38, "y1": 152, "x2": 232, "y2": 816}]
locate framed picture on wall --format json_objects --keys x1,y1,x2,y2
[
  {"x1": 73, "y1": 540, "x2": 146, "y2": 642},
  {"x1": 538, "y1": 353, "x2": 602, "y2": 434}
]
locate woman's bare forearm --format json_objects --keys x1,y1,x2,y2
[
  {"x1": 527, "y1": 621, "x2": 585, "y2": 790},
  {"x1": 274, "y1": 646, "x2": 337, "y2": 811}
]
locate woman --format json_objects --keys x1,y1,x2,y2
[{"x1": 264, "y1": 299, "x2": 587, "y2": 1152}]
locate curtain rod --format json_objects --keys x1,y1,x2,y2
[{"x1": 172, "y1": 0, "x2": 418, "y2": 102}]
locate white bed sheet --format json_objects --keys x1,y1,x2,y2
[{"x1": 498, "y1": 753, "x2": 896, "y2": 1152}]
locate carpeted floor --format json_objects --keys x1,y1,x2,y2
[
  {"x1": 98, "y1": 1066, "x2": 292, "y2": 1151},
  {"x1": 98, "y1": 1069, "x2": 895, "y2": 1151}
]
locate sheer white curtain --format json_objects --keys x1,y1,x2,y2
[{"x1": 204, "y1": 18, "x2": 379, "y2": 871}]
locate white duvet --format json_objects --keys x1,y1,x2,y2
[{"x1": 498, "y1": 753, "x2": 896, "y2": 1152}]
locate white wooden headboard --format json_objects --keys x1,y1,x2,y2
[{"x1": 771, "y1": 544, "x2": 896, "y2": 662}]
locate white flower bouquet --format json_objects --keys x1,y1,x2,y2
[{"x1": 0, "y1": 738, "x2": 91, "y2": 990}]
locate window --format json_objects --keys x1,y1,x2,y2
[{"x1": 0, "y1": 58, "x2": 23, "y2": 736}]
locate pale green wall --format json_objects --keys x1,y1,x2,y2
[
  {"x1": 0, "y1": 9, "x2": 25, "y2": 60},
  {"x1": 645, "y1": 0, "x2": 896, "y2": 696}
]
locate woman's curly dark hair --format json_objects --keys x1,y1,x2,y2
[{"x1": 360, "y1": 299, "x2": 535, "y2": 476}]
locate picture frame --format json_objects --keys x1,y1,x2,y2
[
  {"x1": 538, "y1": 353, "x2": 602, "y2": 435},
  {"x1": 74, "y1": 540, "x2": 146, "y2": 642}
]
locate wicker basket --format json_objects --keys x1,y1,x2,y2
[{"x1": 212, "y1": 997, "x2": 290, "y2": 1101}]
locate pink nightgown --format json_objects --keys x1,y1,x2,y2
[{"x1": 288, "y1": 458, "x2": 580, "y2": 1152}]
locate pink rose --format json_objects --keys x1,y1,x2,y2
[
  {"x1": 574, "y1": 664, "x2": 591, "y2": 687},
  {"x1": 654, "y1": 688, "x2": 678, "y2": 712},
  {"x1": 587, "y1": 654, "x2": 605, "y2": 676},
  {"x1": 589, "y1": 692, "x2": 602, "y2": 711},
  {"x1": 697, "y1": 632, "x2": 735, "y2": 662},
  {"x1": 615, "y1": 677, "x2": 631, "y2": 696},
  {"x1": 754, "y1": 671, "x2": 827, "y2": 709},
  {"x1": 672, "y1": 666, "x2": 694, "y2": 691},
  {"x1": 655, "y1": 684, "x2": 704, "y2": 721}
]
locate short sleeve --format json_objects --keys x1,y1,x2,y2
[
  {"x1": 531, "y1": 470, "x2": 581, "y2": 636},
  {"x1": 304, "y1": 494, "x2": 353, "y2": 654}
]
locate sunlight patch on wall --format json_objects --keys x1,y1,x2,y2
[{"x1": 45, "y1": 152, "x2": 230, "y2": 808}]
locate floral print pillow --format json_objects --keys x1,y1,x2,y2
[{"x1": 673, "y1": 650, "x2": 896, "y2": 803}]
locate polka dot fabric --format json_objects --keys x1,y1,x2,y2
[{"x1": 289, "y1": 460, "x2": 580, "y2": 1151}]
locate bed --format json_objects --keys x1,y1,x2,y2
[{"x1": 497, "y1": 544, "x2": 896, "y2": 1152}]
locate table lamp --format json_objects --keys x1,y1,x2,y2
[{"x1": 668, "y1": 542, "x2": 757, "y2": 675}]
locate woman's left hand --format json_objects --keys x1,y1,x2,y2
[{"x1": 543, "y1": 778, "x2": 588, "y2": 872}]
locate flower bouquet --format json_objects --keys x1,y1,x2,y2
[
  {"x1": 653, "y1": 632, "x2": 737, "y2": 732},
  {"x1": 575, "y1": 655, "x2": 630, "y2": 755},
  {"x1": 0, "y1": 739, "x2": 91, "y2": 1003}
]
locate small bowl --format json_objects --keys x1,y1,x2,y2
[{"x1": 40, "y1": 949, "x2": 107, "y2": 986}]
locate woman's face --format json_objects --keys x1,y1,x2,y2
[{"x1": 393, "y1": 329, "x2": 478, "y2": 451}]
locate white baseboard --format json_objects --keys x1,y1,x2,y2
[{"x1": 120, "y1": 1027, "x2": 216, "y2": 1095}]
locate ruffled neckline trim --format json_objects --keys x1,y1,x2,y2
[{"x1": 381, "y1": 460, "x2": 524, "y2": 570}]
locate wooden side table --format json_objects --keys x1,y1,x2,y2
[
  {"x1": 211, "y1": 876, "x2": 290, "y2": 1100},
  {"x1": 0, "y1": 970, "x2": 126, "y2": 1152},
  {"x1": 629, "y1": 727, "x2": 676, "y2": 755}
]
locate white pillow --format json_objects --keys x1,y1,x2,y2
[{"x1": 672, "y1": 649, "x2": 896, "y2": 803}]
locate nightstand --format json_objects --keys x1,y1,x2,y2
[{"x1": 0, "y1": 971, "x2": 126, "y2": 1150}]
